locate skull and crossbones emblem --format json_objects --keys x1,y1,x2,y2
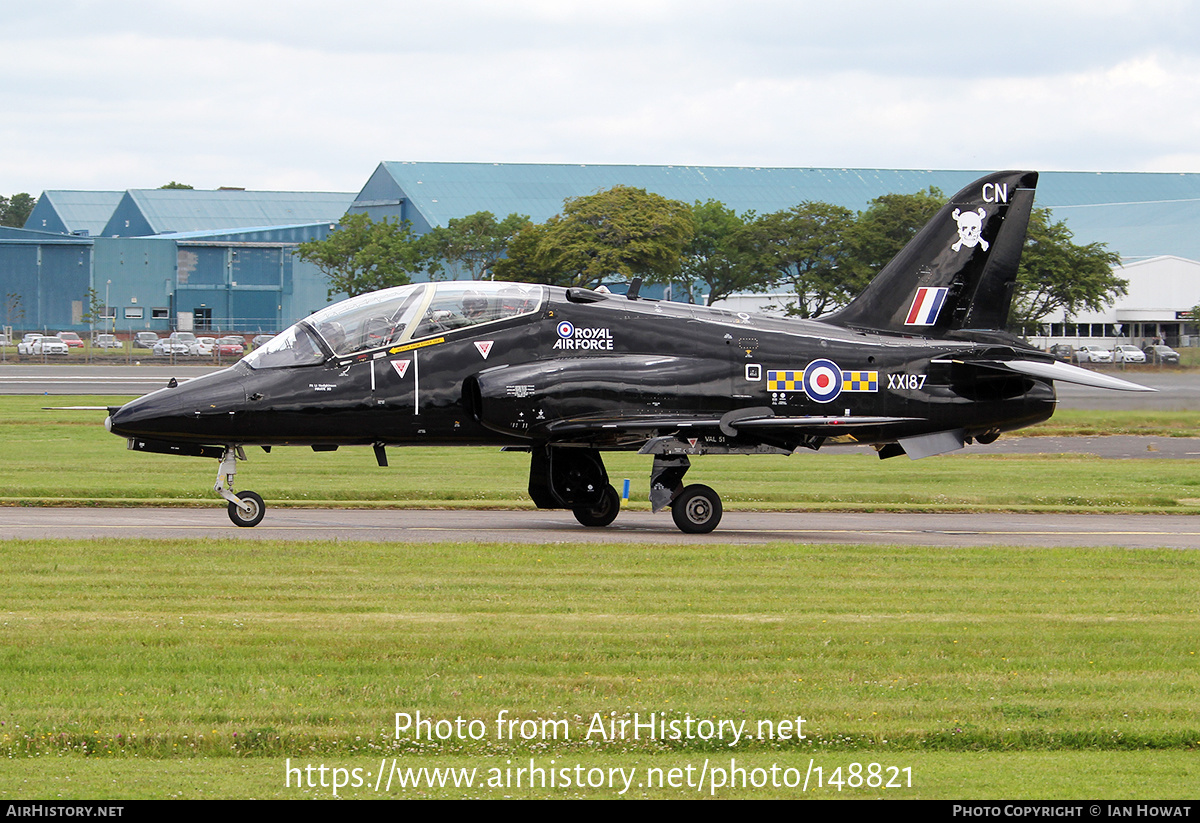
[{"x1": 951, "y1": 208, "x2": 989, "y2": 252}]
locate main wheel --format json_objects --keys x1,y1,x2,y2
[
  {"x1": 227, "y1": 490, "x2": 266, "y2": 527},
  {"x1": 671, "y1": 484, "x2": 722, "y2": 534},
  {"x1": 573, "y1": 484, "x2": 621, "y2": 528}
]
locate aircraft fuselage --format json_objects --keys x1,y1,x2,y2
[{"x1": 108, "y1": 287, "x2": 1055, "y2": 452}]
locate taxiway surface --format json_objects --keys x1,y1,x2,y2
[{"x1": 4, "y1": 507, "x2": 1198, "y2": 548}]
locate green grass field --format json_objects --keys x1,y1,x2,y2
[
  {"x1": 2, "y1": 539, "x2": 1198, "y2": 798},
  {"x1": 0, "y1": 397, "x2": 1198, "y2": 798}
]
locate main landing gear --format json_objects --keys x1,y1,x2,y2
[
  {"x1": 215, "y1": 446, "x2": 266, "y2": 527},
  {"x1": 528, "y1": 446, "x2": 725, "y2": 534},
  {"x1": 650, "y1": 454, "x2": 722, "y2": 534}
]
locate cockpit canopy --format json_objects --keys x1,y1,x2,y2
[{"x1": 243, "y1": 282, "x2": 545, "y2": 369}]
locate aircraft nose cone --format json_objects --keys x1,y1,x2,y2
[
  {"x1": 107, "y1": 368, "x2": 248, "y2": 441},
  {"x1": 106, "y1": 387, "x2": 184, "y2": 438}
]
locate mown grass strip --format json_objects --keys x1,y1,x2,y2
[{"x1": 3, "y1": 539, "x2": 1197, "y2": 760}]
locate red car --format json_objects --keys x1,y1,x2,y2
[
  {"x1": 56, "y1": 332, "x2": 84, "y2": 348},
  {"x1": 215, "y1": 336, "x2": 246, "y2": 356}
]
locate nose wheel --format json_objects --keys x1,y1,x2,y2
[{"x1": 227, "y1": 490, "x2": 266, "y2": 527}]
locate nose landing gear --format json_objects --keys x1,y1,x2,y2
[{"x1": 214, "y1": 446, "x2": 266, "y2": 527}]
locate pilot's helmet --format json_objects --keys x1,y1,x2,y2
[{"x1": 462, "y1": 292, "x2": 488, "y2": 319}]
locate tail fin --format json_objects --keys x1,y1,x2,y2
[{"x1": 825, "y1": 170, "x2": 1037, "y2": 336}]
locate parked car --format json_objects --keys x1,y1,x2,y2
[
  {"x1": 55, "y1": 331, "x2": 84, "y2": 348},
  {"x1": 251, "y1": 334, "x2": 275, "y2": 349},
  {"x1": 1073, "y1": 346, "x2": 1112, "y2": 364},
  {"x1": 134, "y1": 332, "x2": 160, "y2": 349},
  {"x1": 168, "y1": 332, "x2": 200, "y2": 355},
  {"x1": 17, "y1": 334, "x2": 44, "y2": 355},
  {"x1": 152, "y1": 338, "x2": 191, "y2": 356},
  {"x1": 194, "y1": 337, "x2": 216, "y2": 356},
  {"x1": 215, "y1": 336, "x2": 246, "y2": 356},
  {"x1": 1143, "y1": 344, "x2": 1181, "y2": 365},
  {"x1": 31, "y1": 336, "x2": 69, "y2": 355},
  {"x1": 1047, "y1": 343, "x2": 1074, "y2": 362},
  {"x1": 93, "y1": 333, "x2": 121, "y2": 349},
  {"x1": 1112, "y1": 344, "x2": 1146, "y2": 363}
]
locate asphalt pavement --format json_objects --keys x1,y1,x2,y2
[{"x1": 1, "y1": 507, "x2": 1197, "y2": 548}]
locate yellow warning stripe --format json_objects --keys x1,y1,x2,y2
[{"x1": 389, "y1": 337, "x2": 444, "y2": 354}]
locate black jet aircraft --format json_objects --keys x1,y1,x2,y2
[{"x1": 107, "y1": 170, "x2": 1151, "y2": 533}]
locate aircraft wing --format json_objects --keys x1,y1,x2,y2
[{"x1": 545, "y1": 409, "x2": 922, "y2": 438}]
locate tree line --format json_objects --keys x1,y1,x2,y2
[
  {"x1": 0, "y1": 193, "x2": 36, "y2": 228},
  {"x1": 302, "y1": 184, "x2": 1127, "y2": 329}
]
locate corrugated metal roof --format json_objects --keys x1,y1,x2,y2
[
  {"x1": 24, "y1": 191, "x2": 124, "y2": 235},
  {"x1": 0, "y1": 225, "x2": 94, "y2": 244},
  {"x1": 150, "y1": 222, "x2": 336, "y2": 243},
  {"x1": 371, "y1": 162, "x2": 975, "y2": 226},
  {"x1": 102, "y1": 190, "x2": 355, "y2": 237},
  {"x1": 360, "y1": 163, "x2": 1200, "y2": 263}
]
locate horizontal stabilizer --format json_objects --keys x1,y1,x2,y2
[{"x1": 941, "y1": 358, "x2": 1156, "y2": 392}]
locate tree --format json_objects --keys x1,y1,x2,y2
[
  {"x1": 1009, "y1": 208, "x2": 1126, "y2": 327},
  {"x1": 159, "y1": 182, "x2": 194, "y2": 190},
  {"x1": 492, "y1": 221, "x2": 563, "y2": 285},
  {"x1": 848, "y1": 187, "x2": 945, "y2": 272},
  {"x1": 80, "y1": 288, "x2": 107, "y2": 329},
  {"x1": 297, "y1": 212, "x2": 440, "y2": 298},
  {"x1": 0, "y1": 193, "x2": 36, "y2": 228},
  {"x1": 513, "y1": 186, "x2": 694, "y2": 290},
  {"x1": 676, "y1": 200, "x2": 768, "y2": 305},
  {"x1": 742, "y1": 202, "x2": 861, "y2": 319},
  {"x1": 423, "y1": 211, "x2": 530, "y2": 280}
]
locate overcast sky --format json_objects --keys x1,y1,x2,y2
[{"x1": 4, "y1": 0, "x2": 1199, "y2": 195}]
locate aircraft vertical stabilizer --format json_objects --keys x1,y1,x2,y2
[{"x1": 826, "y1": 170, "x2": 1038, "y2": 336}]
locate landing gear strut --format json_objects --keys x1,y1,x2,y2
[{"x1": 214, "y1": 446, "x2": 266, "y2": 527}]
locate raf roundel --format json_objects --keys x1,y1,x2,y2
[
  {"x1": 557, "y1": 321, "x2": 575, "y2": 339},
  {"x1": 803, "y1": 358, "x2": 843, "y2": 403}
]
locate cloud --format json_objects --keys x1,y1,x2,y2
[{"x1": 2, "y1": 1, "x2": 1200, "y2": 193}]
